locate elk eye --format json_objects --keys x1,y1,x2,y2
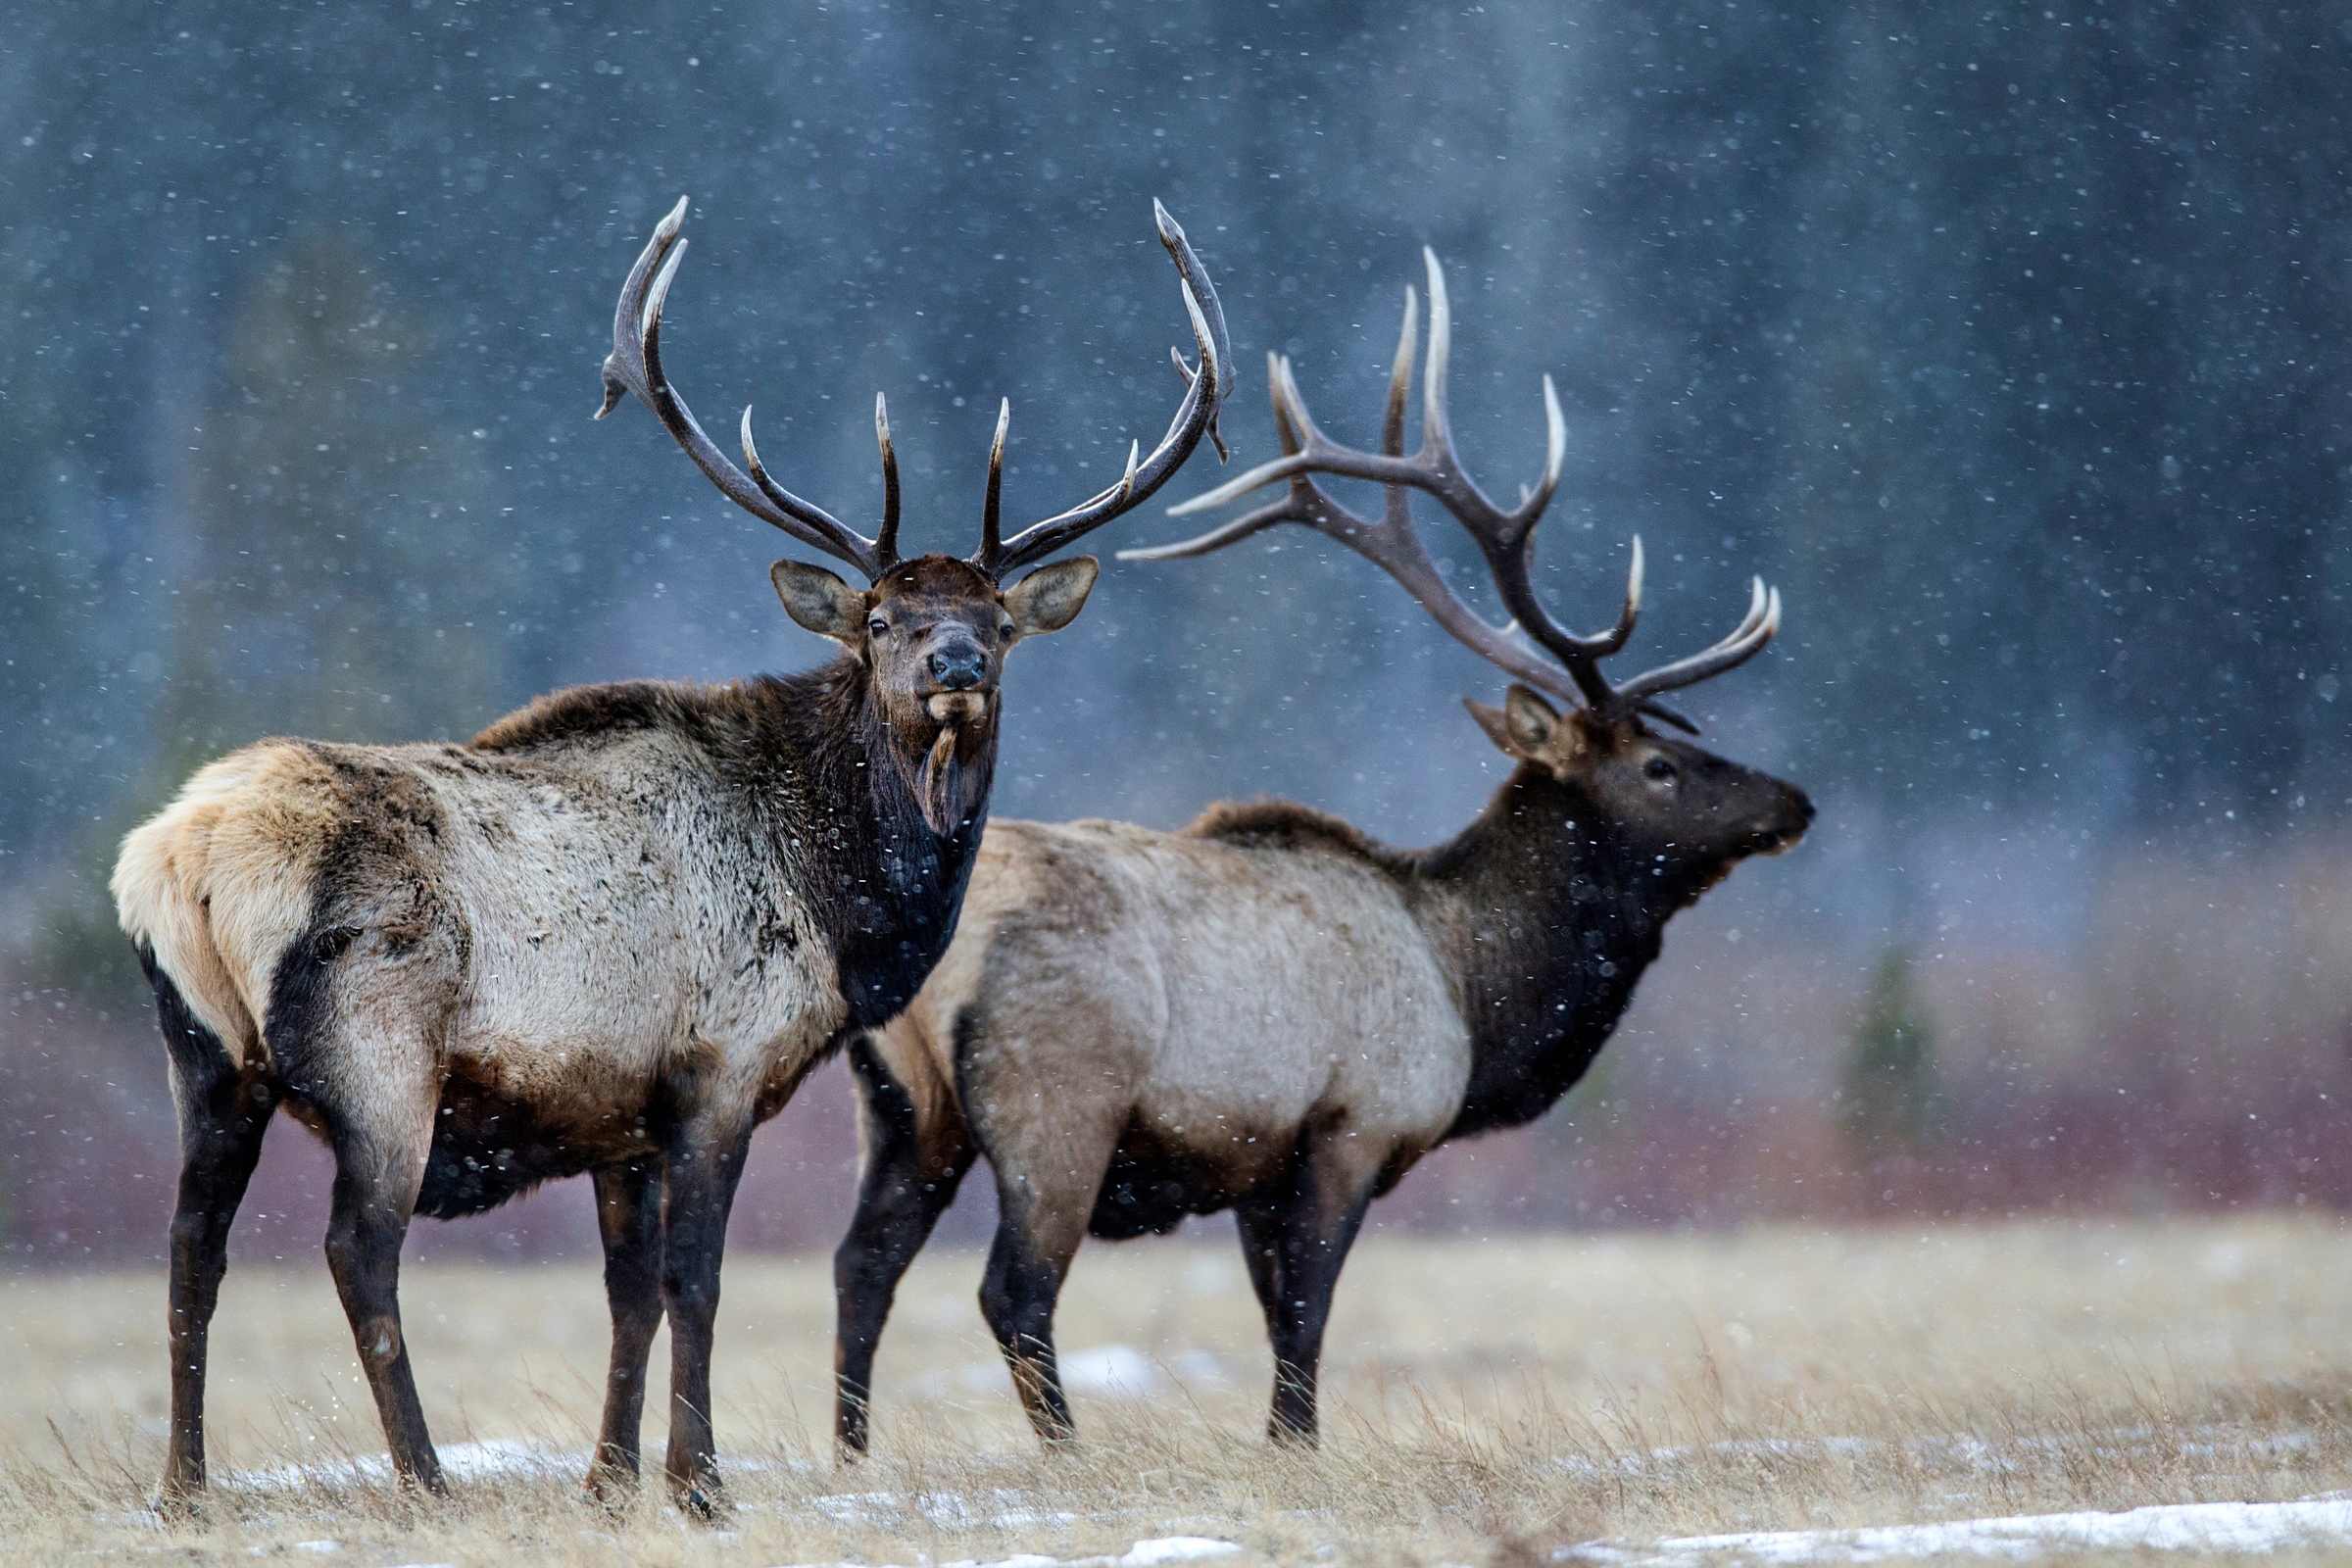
[
  {"x1": 999, "y1": 621, "x2": 1015, "y2": 639},
  {"x1": 867, "y1": 617, "x2": 889, "y2": 636},
  {"x1": 1644, "y1": 757, "x2": 1677, "y2": 781}
]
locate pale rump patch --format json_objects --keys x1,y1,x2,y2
[{"x1": 112, "y1": 743, "x2": 338, "y2": 1068}]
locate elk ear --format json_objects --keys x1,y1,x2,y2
[
  {"x1": 1001, "y1": 556, "x2": 1100, "y2": 637},
  {"x1": 1502, "y1": 684, "x2": 1563, "y2": 756},
  {"x1": 771, "y1": 559, "x2": 867, "y2": 645},
  {"x1": 1464, "y1": 698, "x2": 1520, "y2": 759}
]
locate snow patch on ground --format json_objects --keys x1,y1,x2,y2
[
  {"x1": 1568, "y1": 1496, "x2": 2352, "y2": 1563},
  {"x1": 914, "y1": 1344, "x2": 1233, "y2": 1401},
  {"x1": 760, "y1": 1541, "x2": 1239, "y2": 1568},
  {"x1": 808, "y1": 1485, "x2": 1081, "y2": 1532},
  {"x1": 224, "y1": 1446, "x2": 1229, "y2": 1550},
  {"x1": 231, "y1": 1438, "x2": 582, "y2": 1493}
]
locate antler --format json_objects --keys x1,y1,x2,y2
[
  {"x1": 1128, "y1": 249, "x2": 1779, "y2": 731},
  {"x1": 598, "y1": 196, "x2": 901, "y2": 581},
  {"x1": 975, "y1": 200, "x2": 1231, "y2": 578}
]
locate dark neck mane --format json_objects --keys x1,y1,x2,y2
[
  {"x1": 753, "y1": 655, "x2": 992, "y2": 1031},
  {"x1": 1409, "y1": 764, "x2": 1708, "y2": 1140}
]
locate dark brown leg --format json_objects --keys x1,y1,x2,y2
[
  {"x1": 585, "y1": 1160, "x2": 662, "y2": 1503},
  {"x1": 149, "y1": 956, "x2": 276, "y2": 1512},
  {"x1": 965, "y1": 1068, "x2": 1122, "y2": 1448},
  {"x1": 1235, "y1": 1138, "x2": 1382, "y2": 1446},
  {"x1": 318, "y1": 1075, "x2": 441, "y2": 1494},
  {"x1": 659, "y1": 1106, "x2": 756, "y2": 1517},
  {"x1": 834, "y1": 1035, "x2": 973, "y2": 1459},
  {"x1": 978, "y1": 1221, "x2": 1079, "y2": 1445}
]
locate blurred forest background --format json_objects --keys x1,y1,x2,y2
[{"x1": 3, "y1": 0, "x2": 2349, "y2": 1265}]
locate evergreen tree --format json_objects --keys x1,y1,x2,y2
[{"x1": 1842, "y1": 947, "x2": 1944, "y2": 1156}]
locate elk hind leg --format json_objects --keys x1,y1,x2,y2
[
  {"x1": 316, "y1": 1051, "x2": 443, "y2": 1494},
  {"x1": 1235, "y1": 1131, "x2": 1384, "y2": 1446},
  {"x1": 585, "y1": 1159, "x2": 662, "y2": 1503},
  {"x1": 150, "y1": 955, "x2": 277, "y2": 1512},
  {"x1": 975, "y1": 1122, "x2": 1118, "y2": 1447},
  {"x1": 834, "y1": 1035, "x2": 974, "y2": 1460}
]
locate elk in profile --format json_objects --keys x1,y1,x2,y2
[
  {"x1": 830, "y1": 251, "x2": 1810, "y2": 1453},
  {"x1": 111, "y1": 196, "x2": 1227, "y2": 1513}
]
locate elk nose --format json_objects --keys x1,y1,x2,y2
[{"x1": 929, "y1": 647, "x2": 985, "y2": 691}]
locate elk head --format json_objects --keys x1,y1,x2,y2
[
  {"x1": 1135, "y1": 247, "x2": 1811, "y2": 884},
  {"x1": 598, "y1": 197, "x2": 1229, "y2": 834},
  {"x1": 1466, "y1": 684, "x2": 1811, "y2": 893}
]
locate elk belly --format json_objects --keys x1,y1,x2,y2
[{"x1": 1087, "y1": 1117, "x2": 1288, "y2": 1240}]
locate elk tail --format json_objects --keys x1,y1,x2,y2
[{"x1": 112, "y1": 745, "x2": 332, "y2": 1072}]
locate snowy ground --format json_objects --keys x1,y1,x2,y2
[
  {"x1": 201, "y1": 1440, "x2": 2352, "y2": 1564},
  {"x1": 10, "y1": 1218, "x2": 2352, "y2": 1564},
  {"x1": 1575, "y1": 1498, "x2": 2352, "y2": 1563}
]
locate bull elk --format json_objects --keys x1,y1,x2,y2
[
  {"x1": 830, "y1": 251, "x2": 1811, "y2": 1453},
  {"x1": 111, "y1": 196, "x2": 1227, "y2": 1512}
]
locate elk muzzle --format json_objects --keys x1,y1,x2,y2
[
  {"x1": 1744, "y1": 786, "x2": 1816, "y2": 858},
  {"x1": 927, "y1": 645, "x2": 986, "y2": 692},
  {"x1": 919, "y1": 631, "x2": 992, "y2": 725}
]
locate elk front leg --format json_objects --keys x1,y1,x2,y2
[
  {"x1": 318, "y1": 1076, "x2": 442, "y2": 1494},
  {"x1": 585, "y1": 1160, "x2": 662, "y2": 1503},
  {"x1": 1234, "y1": 1130, "x2": 1385, "y2": 1446},
  {"x1": 658, "y1": 1102, "x2": 757, "y2": 1517},
  {"x1": 153, "y1": 964, "x2": 278, "y2": 1512},
  {"x1": 834, "y1": 1035, "x2": 974, "y2": 1459}
]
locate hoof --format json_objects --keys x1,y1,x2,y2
[
  {"x1": 673, "y1": 1484, "x2": 723, "y2": 1521},
  {"x1": 667, "y1": 1471, "x2": 726, "y2": 1521},
  {"x1": 394, "y1": 1464, "x2": 451, "y2": 1501},
  {"x1": 583, "y1": 1461, "x2": 639, "y2": 1511},
  {"x1": 150, "y1": 1483, "x2": 203, "y2": 1522}
]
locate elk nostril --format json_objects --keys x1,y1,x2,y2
[{"x1": 930, "y1": 650, "x2": 984, "y2": 690}]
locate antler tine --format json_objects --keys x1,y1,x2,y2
[
  {"x1": 1124, "y1": 352, "x2": 1326, "y2": 562},
  {"x1": 1384, "y1": 285, "x2": 1418, "y2": 459},
  {"x1": 977, "y1": 201, "x2": 1232, "y2": 577},
  {"x1": 1146, "y1": 247, "x2": 1785, "y2": 727},
  {"x1": 1128, "y1": 338, "x2": 1592, "y2": 713},
  {"x1": 980, "y1": 398, "x2": 1011, "y2": 567},
  {"x1": 1161, "y1": 200, "x2": 1233, "y2": 466},
  {"x1": 873, "y1": 393, "x2": 902, "y2": 567},
  {"x1": 1606, "y1": 581, "x2": 1782, "y2": 709},
  {"x1": 1529, "y1": 374, "x2": 1568, "y2": 518},
  {"x1": 597, "y1": 196, "x2": 893, "y2": 581},
  {"x1": 1165, "y1": 250, "x2": 1621, "y2": 708},
  {"x1": 1171, "y1": 352, "x2": 1348, "y2": 516},
  {"x1": 1420, "y1": 249, "x2": 1453, "y2": 457}
]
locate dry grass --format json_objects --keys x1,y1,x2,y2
[{"x1": 4, "y1": 1212, "x2": 2352, "y2": 1564}]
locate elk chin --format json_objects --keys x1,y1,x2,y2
[
  {"x1": 913, "y1": 697, "x2": 996, "y2": 836},
  {"x1": 924, "y1": 692, "x2": 989, "y2": 726},
  {"x1": 1742, "y1": 813, "x2": 1811, "y2": 858}
]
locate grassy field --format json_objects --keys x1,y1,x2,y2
[{"x1": 4, "y1": 1212, "x2": 2352, "y2": 1564}]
